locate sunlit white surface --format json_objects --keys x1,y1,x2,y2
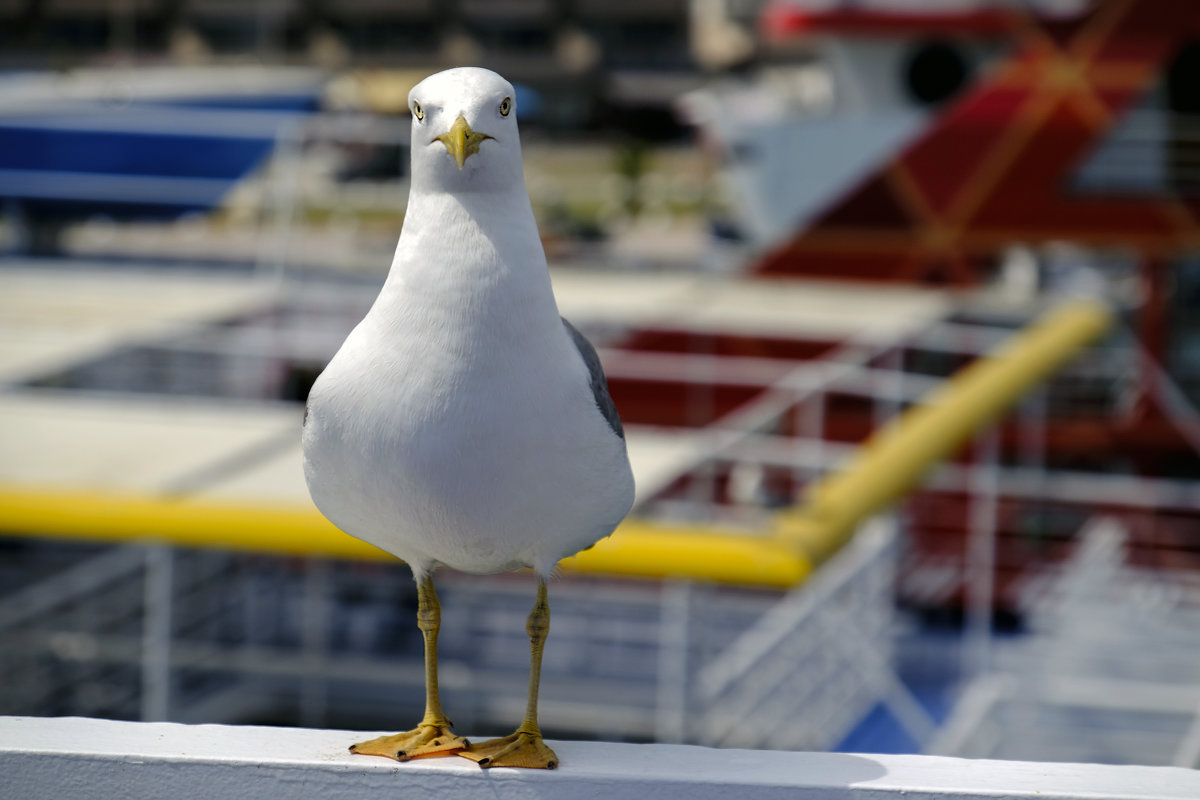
[{"x1": 3, "y1": 716, "x2": 1198, "y2": 800}]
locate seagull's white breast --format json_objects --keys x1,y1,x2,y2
[{"x1": 302, "y1": 193, "x2": 633, "y2": 577}]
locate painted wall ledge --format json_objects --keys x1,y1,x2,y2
[{"x1": 2, "y1": 716, "x2": 1198, "y2": 800}]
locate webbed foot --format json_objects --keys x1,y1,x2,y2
[
  {"x1": 459, "y1": 730, "x2": 558, "y2": 769},
  {"x1": 349, "y1": 722, "x2": 468, "y2": 762}
]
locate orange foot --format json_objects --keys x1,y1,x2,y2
[
  {"x1": 349, "y1": 722, "x2": 468, "y2": 762},
  {"x1": 459, "y1": 731, "x2": 558, "y2": 769}
]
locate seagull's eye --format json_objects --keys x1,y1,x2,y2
[
  {"x1": 499, "y1": 97, "x2": 512, "y2": 117},
  {"x1": 412, "y1": 101, "x2": 424, "y2": 121}
]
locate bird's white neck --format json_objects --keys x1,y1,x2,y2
[
  {"x1": 391, "y1": 184, "x2": 544, "y2": 277},
  {"x1": 371, "y1": 185, "x2": 560, "y2": 349}
]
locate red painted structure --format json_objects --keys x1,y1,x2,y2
[{"x1": 758, "y1": 0, "x2": 1200, "y2": 285}]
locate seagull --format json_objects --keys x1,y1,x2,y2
[{"x1": 301, "y1": 67, "x2": 635, "y2": 770}]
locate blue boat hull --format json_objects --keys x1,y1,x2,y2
[{"x1": 0, "y1": 76, "x2": 321, "y2": 233}]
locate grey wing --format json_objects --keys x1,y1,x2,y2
[{"x1": 562, "y1": 317, "x2": 625, "y2": 440}]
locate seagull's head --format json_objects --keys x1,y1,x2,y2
[{"x1": 408, "y1": 67, "x2": 524, "y2": 193}]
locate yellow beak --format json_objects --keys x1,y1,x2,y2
[{"x1": 435, "y1": 115, "x2": 492, "y2": 170}]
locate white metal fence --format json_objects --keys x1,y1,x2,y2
[
  {"x1": 929, "y1": 517, "x2": 1200, "y2": 767},
  {"x1": 0, "y1": 519, "x2": 905, "y2": 750}
]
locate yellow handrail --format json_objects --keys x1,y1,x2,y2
[
  {"x1": 774, "y1": 298, "x2": 1113, "y2": 564},
  {"x1": 0, "y1": 486, "x2": 810, "y2": 586}
]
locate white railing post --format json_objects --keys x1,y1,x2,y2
[
  {"x1": 140, "y1": 544, "x2": 174, "y2": 722},
  {"x1": 655, "y1": 579, "x2": 692, "y2": 744},
  {"x1": 964, "y1": 427, "x2": 999, "y2": 679},
  {"x1": 300, "y1": 558, "x2": 333, "y2": 728}
]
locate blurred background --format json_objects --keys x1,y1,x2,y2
[{"x1": 4, "y1": 0, "x2": 1200, "y2": 769}]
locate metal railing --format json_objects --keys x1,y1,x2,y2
[
  {"x1": 0, "y1": 518, "x2": 907, "y2": 749},
  {"x1": 930, "y1": 516, "x2": 1200, "y2": 767},
  {"x1": 694, "y1": 518, "x2": 935, "y2": 750}
]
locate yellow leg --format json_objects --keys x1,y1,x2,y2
[
  {"x1": 460, "y1": 578, "x2": 559, "y2": 769},
  {"x1": 350, "y1": 576, "x2": 469, "y2": 761}
]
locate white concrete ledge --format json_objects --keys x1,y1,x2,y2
[{"x1": 2, "y1": 716, "x2": 1198, "y2": 800}]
